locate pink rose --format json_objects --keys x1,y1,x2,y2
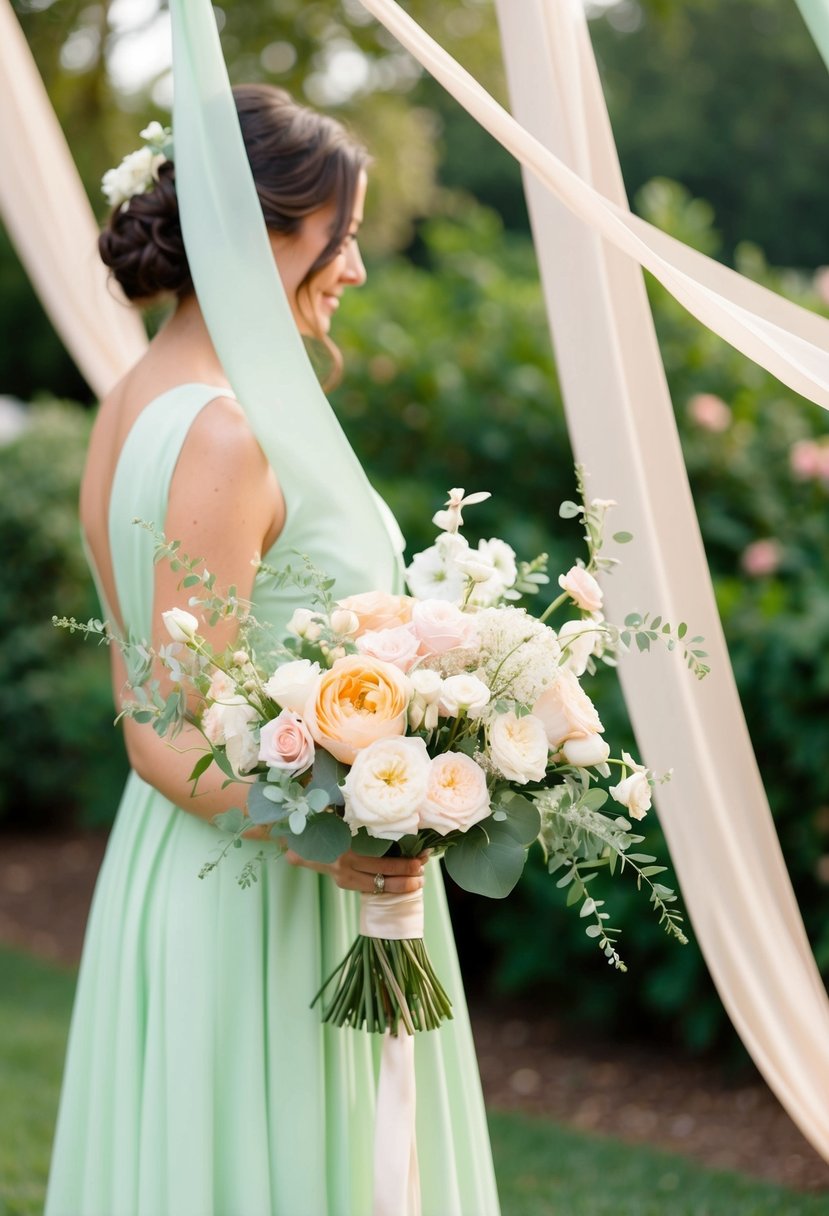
[
  {"x1": 258, "y1": 710, "x2": 315, "y2": 777},
  {"x1": 419, "y1": 751, "x2": 491, "y2": 835},
  {"x1": 336, "y1": 591, "x2": 414, "y2": 637},
  {"x1": 411, "y1": 598, "x2": 475, "y2": 655},
  {"x1": 789, "y1": 439, "x2": 827, "y2": 482},
  {"x1": 687, "y1": 393, "x2": 732, "y2": 433},
  {"x1": 356, "y1": 624, "x2": 421, "y2": 672},
  {"x1": 558, "y1": 565, "x2": 603, "y2": 613}
]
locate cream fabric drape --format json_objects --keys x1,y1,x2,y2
[
  {"x1": 494, "y1": 0, "x2": 829, "y2": 1160},
  {"x1": 4, "y1": 0, "x2": 829, "y2": 1161},
  {"x1": 0, "y1": 1, "x2": 146, "y2": 398}
]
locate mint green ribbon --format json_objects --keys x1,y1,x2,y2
[{"x1": 169, "y1": 0, "x2": 398, "y2": 584}]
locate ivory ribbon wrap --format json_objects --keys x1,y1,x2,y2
[
  {"x1": 360, "y1": 889, "x2": 423, "y2": 1216},
  {"x1": 360, "y1": 890, "x2": 425, "y2": 939}
]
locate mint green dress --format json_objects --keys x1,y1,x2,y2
[{"x1": 44, "y1": 382, "x2": 501, "y2": 1215}]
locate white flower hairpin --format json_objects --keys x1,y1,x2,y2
[{"x1": 101, "y1": 121, "x2": 173, "y2": 210}]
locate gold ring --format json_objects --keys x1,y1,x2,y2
[{"x1": 373, "y1": 872, "x2": 386, "y2": 894}]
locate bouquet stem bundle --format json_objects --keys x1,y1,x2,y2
[{"x1": 313, "y1": 891, "x2": 453, "y2": 1035}]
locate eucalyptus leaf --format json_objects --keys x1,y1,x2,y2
[
  {"x1": 213, "y1": 807, "x2": 245, "y2": 834},
  {"x1": 288, "y1": 809, "x2": 307, "y2": 835},
  {"x1": 247, "y1": 782, "x2": 287, "y2": 825},
  {"x1": 307, "y1": 747, "x2": 346, "y2": 807},
  {"x1": 498, "y1": 795, "x2": 541, "y2": 846},
  {"x1": 284, "y1": 811, "x2": 351, "y2": 863},
  {"x1": 350, "y1": 830, "x2": 394, "y2": 858},
  {"x1": 443, "y1": 820, "x2": 527, "y2": 898}
]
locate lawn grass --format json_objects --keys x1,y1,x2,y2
[{"x1": 0, "y1": 948, "x2": 826, "y2": 1216}]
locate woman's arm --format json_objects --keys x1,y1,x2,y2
[{"x1": 116, "y1": 395, "x2": 281, "y2": 821}]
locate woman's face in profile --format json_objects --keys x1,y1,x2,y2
[{"x1": 271, "y1": 168, "x2": 368, "y2": 337}]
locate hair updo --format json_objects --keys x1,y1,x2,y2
[{"x1": 98, "y1": 84, "x2": 369, "y2": 324}]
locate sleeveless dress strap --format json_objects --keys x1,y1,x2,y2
[{"x1": 108, "y1": 383, "x2": 231, "y2": 643}]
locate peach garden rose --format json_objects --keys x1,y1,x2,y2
[
  {"x1": 303, "y1": 654, "x2": 412, "y2": 764},
  {"x1": 419, "y1": 751, "x2": 490, "y2": 834},
  {"x1": 336, "y1": 590, "x2": 414, "y2": 637}
]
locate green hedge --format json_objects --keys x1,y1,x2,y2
[{"x1": 0, "y1": 401, "x2": 128, "y2": 829}]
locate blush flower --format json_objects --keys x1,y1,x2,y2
[
  {"x1": 258, "y1": 710, "x2": 315, "y2": 777},
  {"x1": 419, "y1": 752, "x2": 490, "y2": 834},
  {"x1": 357, "y1": 624, "x2": 421, "y2": 672},
  {"x1": 336, "y1": 591, "x2": 414, "y2": 637},
  {"x1": 558, "y1": 565, "x2": 603, "y2": 613},
  {"x1": 411, "y1": 599, "x2": 475, "y2": 655},
  {"x1": 533, "y1": 670, "x2": 603, "y2": 747}
]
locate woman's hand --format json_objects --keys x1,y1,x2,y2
[{"x1": 284, "y1": 847, "x2": 430, "y2": 894}]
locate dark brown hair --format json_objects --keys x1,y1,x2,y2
[{"x1": 99, "y1": 84, "x2": 369, "y2": 373}]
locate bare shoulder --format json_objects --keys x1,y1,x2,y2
[{"x1": 169, "y1": 394, "x2": 285, "y2": 548}]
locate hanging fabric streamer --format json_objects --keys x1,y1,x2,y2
[
  {"x1": 493, "y1": 0, "x2": 829, "y2": 1160},
  {"x1": 357, "y1": 0, "x2": 829, "y2": 412},
  {"x1": 0, "y1": 0, "x2": 145, "y2": 398}
]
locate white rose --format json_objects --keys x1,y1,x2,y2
[
  {"x1": 411, "y1": 599, "x2": 475, "y2": 655},
  {"x1": 439, "y1": 673, "x2": 491, "y2": 718},
  {"x1": 342, "y1": 736, "x2": 432, "y2": 840},
  {"x1": 419, "y1": 751, "x2": 490, "y2": 834},
  {"x1": 356, "y1": 624, "x2": 420, "y2": 672},
  {"x1": 562, "y1": 733, "x2": 611, "y2": 768},
  {"x1": 489, "y1": 711, "x2": 549, "y2": 783},
  {"x1": 557, "y1": 618, "x2": 602, "y2": 677},
  {"x1": 609, "y1": 770, "x2": 652, "y2": 820},
  {"x1": 533, "y1": 670, "x2": 603, "y2": 747},
  {"x1": 201, "y1": 697, "x2": 258, "y2": 774},
  {"x1": 264, "y1": 659, "x2": 322, "y2": 714},
  {"x1": 558, "y1": 565, "x2": 603, "y2": 613},
  {"x1": 162, "y1": 607, "x2": 199, "y2": 643}
]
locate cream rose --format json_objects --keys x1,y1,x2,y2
[
  {"x1": 265, "y1": 659, "x2": 322, "y2": 714},
  {"x1": 439, "y1": 673, "x2": 491, "y2": 719},
  {"x1": 533, "y1": 670, "x2": 603, "y2": 747},
  {"x1": 258, "y1": 710, "x2": 315, "y2": 777},
  {"x1": 303, "y1": 655, "x2": 411, "y2": 764},
  {"x1": 489, "y1": 711, "x2": 549, "y2": 783},
  {"x1": 336, "y1": 591, "x2": 414, "y2": 637},
  {"x1": 356, "y1": 624, "x2": 420, "y2": 672},
  {"x1": 411, "y1": 599, "x2": 475, "y2": 655},
  {"x1": 419, "y1": 751, "x2": 490, "y2": 834},
  {"x1": 562, "y1": 733, "x2": 610, "y2": 768},
  {"x1": 558, "y1": 565, "x2": 604, "y2": 613},
  {"x1": 342, "y1": 736, "x2": 432, "y2": 840},
  {"x1": 609, "y1": 771, "x2": 652, "y2": 820},
  {"x1": 162, "y1": 607, "x2": 199, "y2": 643}
]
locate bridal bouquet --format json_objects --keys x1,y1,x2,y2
[{"x1": 56, "y1": 470, "x2": 706, "y2": 1036}]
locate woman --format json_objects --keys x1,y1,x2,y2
[{"x1": 45, "y1": 84, "x2": 500, "y2": 1215}]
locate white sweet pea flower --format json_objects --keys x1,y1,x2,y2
[
  {"x1": 432, "y1": 487, "x2": 491, "y2": 534},
  {"x1": 455, "y1": 551, "x2": 498, "y2": 584},
  {"x1": 477, "y1": 538, "x2": 517, "y2": 588},
  {"x1": 101, "y1": 146, "x2": 165, "y2": 207},
  {"x1": 285, "y1": 607, "x2": 324, "y2": 641},
  {"x1": 558, "y1": 565, "x2": 603, "y2": 613},
  {"x1": 408, "y1": 668, "x2": 444, "y2": 731},
  {"x1": 162, "y1": 607, "x2": 199, "y2": 643},
  {"x1": 406, "y1": 543, "x2": 466, "y2": 602},
  {"x1": 139, "y1": 121, "x2": 168, "y2": 146},
  {"x1": 557, "y1": 618, "x2": 603, "y2": 677},
  {"x1": 329, "y1": 608, "x2": 360, "y2": 637}
]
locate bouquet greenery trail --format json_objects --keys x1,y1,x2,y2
[{"x1": 56, "y1": 469, "x2": 707, "y2": 1036}]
